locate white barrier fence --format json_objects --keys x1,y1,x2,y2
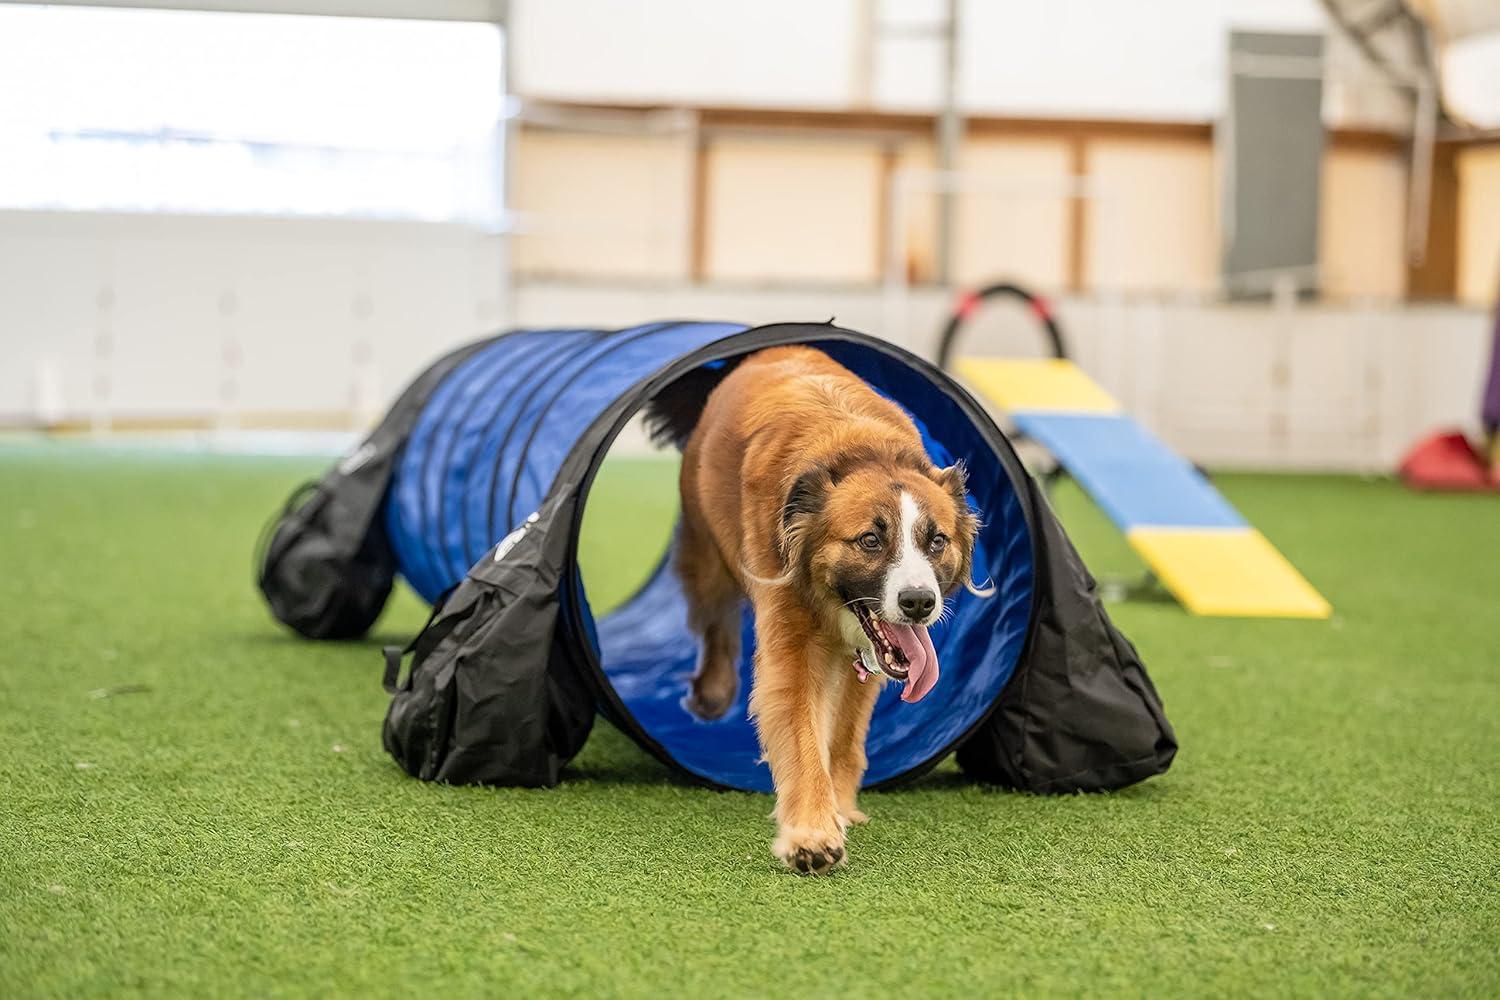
[{"x1": 0, "y1": 209, "x2": 1490, "y2": 473}]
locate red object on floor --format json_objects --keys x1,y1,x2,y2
[{"x1": 1399, "y1": 431, "x2": 1500, "y2": 493}]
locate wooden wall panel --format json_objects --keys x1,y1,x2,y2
[
  {"x1": 704, "y1": 138, "x2": 883, "y2": 284},
  {"x1": 513, "y1": 130, "x2": 693, "y2": 281},
  {"x1": 1320, "y1": 147, "x2": 1408, "y2": 302},
  {"x1": 1456, "y1": 145, "x2": 1500, "y2": 307},
  {"x1": 1085, "y1": 138, "x2": 1218, "y2": 294}
]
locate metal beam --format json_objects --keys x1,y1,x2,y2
[
  {"x1": 0, "y1": 0, "x2": 506, "y2": 21},
  {"x1": 934, "y1": 0, "x2": 962, "y2": 287}
]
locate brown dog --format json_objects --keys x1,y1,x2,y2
[{"x1": 647, "y1": 346, "x2": 982, "y2": 874}]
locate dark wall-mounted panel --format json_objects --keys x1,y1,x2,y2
[{"x1": 1221, "y1": 31, "x2": 1325, "y2": 299}]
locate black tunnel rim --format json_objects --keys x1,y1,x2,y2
[{"x1": 558, "y1": 321, "x2": 1046, "y2": 793}]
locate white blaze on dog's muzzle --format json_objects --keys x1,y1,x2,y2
[{"x1": 881, "y1": 492, "x2": 942, "y2": 627}]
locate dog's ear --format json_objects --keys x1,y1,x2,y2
[
  {"x1": 931, "y1": 460, "x2": 969, "y2": 502},
  {"x1": 778, "y1": 466, "x2": 831, "y2": 569},
  {"x1": 931, "y1": 461, "x2": 982, "y2": 594}
]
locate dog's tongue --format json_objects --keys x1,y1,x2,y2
[{"x1": 882, "y1": 622, "x2": 940, "y2": 703}]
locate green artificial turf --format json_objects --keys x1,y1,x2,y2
[{"x1": 2, "y1": 445, "x2": 1497, "y2": 998}]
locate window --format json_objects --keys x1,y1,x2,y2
[{"x1": 0, "y1": 5, "x2": 504, "y2": 224}]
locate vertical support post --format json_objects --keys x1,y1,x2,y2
[
  {"x1": 934, "y1": 0, "x2": 962, "y2": 287},
  {"x1": 875, "y1": 140, "x2": 899, "y2": 286},
  {"x1": 1067, "y1": 136, "x2": 1089, "y2": 293},
  {"x1": 690, "y1": 130, "x2": 710, "y2": 284},
  {"x1": 882, "y1": 169, "x2": 911, "y2": 344},
  {"x1": 495, "y1": 0, "x2": 516, "y2": 328},
  {"x1": 1406, "y1": 44, "x2": 1438, "y2": 269},
  {"x1": 217, "y1": 288, "x2": 240, "y2": 433},
  {"x1": 92, "y1": 281, "x2": 114, "y2": 437},
  {"x1": 850, "y1": 0, "x2": 875, "y2": 109}
]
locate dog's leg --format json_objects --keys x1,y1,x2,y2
[
  {"x1": 828, "y1": 670, "x2": 882, "y2": 826},
  {"x1": 750, "y1": 623, "x2": 846, "y2": 874},
  {"x1": 676, "y1": 506, "x2": 743, "y2": 721}
]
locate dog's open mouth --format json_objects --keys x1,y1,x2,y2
[{"x1": 850, "y1": 604, "x2": 941, "y2": 704}]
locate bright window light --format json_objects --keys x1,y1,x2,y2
[
  {"x1": 0, "y1": 5, "x2": 504, "y2": 224},
  {"x1": 1442, "y1": 33, "x2": 1500, "y2": 129}
]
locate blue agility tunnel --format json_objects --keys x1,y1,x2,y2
[{"x1": 258, "y1": 321, "x2": 1175, "y2": 795}]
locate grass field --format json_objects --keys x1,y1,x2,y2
[{"x1": 2, "y1": 444, "x2": 1497, "y2": 998}]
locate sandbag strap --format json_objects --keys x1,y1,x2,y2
[
  {"x1": 381, "y1": 586, "x2": 459, "y2": 694},
  {"x1": 382, "y1": 645, "x2": 407, "y2": 695},
  {"x1": 252, "y1": 480, "x2": 322, "y2": 576}
]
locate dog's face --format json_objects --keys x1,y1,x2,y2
[{"x1": 779, "y1": 457, "x2": 979, "y2": 677}]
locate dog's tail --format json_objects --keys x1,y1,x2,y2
[{"x1": 642, "y1": 357, "x2": 745, "y2": 450}]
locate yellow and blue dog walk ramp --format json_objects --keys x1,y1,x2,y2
[{"x1": 957, "y1": 358, "x2": 1331, "y2": 619}]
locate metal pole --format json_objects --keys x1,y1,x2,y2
[
  {"x1": 1406, "y1": 31, "x2": 1438, "y2": 267},
  {"x1": 934, "y1": 0, "x2": 962, "y2": 286},
  {"x1": 495, "y1": 0, "x2": 516, "y2": 327},
  {"x1": 851, "y1": 0, "x2": 875, "y2": 108}
]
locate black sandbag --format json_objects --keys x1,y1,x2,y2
[
  {"x1": 256, "y1": 336, "x2": 500, "y2": 639},
  {"x1": 381, "y1": 493, "x2": 597, "y2": 787},
  {"x1": 955, "y1": 482, "x2": 1177, "y2": 792}
]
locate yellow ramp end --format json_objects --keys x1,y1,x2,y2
[
  {"x1": 1126, "y1": 527, "x2": 1332, "y2": 619},
  {"x1": 955, "y1": 358, "x2": 1121, "y2": 415}
]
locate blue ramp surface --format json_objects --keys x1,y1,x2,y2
[{"x1": 1015, "y1": 413, "x2": 1246, "y2": 530}]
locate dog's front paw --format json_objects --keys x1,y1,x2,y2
[{"x1": 773, "y1": 826, "x2": 847, "y2": 875}]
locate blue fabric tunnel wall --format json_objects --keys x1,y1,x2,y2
[{"x1": 383, "y1": 322, "x2": 1036, "y2": 793}]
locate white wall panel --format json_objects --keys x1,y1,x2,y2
[
  {"x1": 2, "y1": 221, "x2": 1490, "y2": 472},
  {"x1": 957, "y1": 0, "x2": 1225, "y2": 121},
  {"x1": 0, "y1": 225, "x2": 102, "y2": 422},
  {"x1": 105, "y1": 238, "x2": 227, "y2": 414},
  {"x1": 512, "y1": 1, "x2": 1408, "y2": 129},
  {"x1": 0, "y1": 211, "x2": 501, "y2": 426},
  {"x1": 512, "y1": 0, "x2": 858, "y2": 108},
  {"x1": 228, "y1": 241, "x2": 363, "y2": 417}
]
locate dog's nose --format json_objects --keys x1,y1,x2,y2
[{"x1": 898, "y1": 588, "x2": 937, "y2": 620}]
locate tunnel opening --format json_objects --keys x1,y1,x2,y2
[{"x1": 384, "y1": 322, "x2": 1036, "y2": 791}]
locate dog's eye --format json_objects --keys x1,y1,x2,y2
[
  {"x1": 929, "y1": 534, "x2": 948, "y2": 555},
  {"x1": 857, "y1": 532, "x2": 882, "y2": 552}
]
